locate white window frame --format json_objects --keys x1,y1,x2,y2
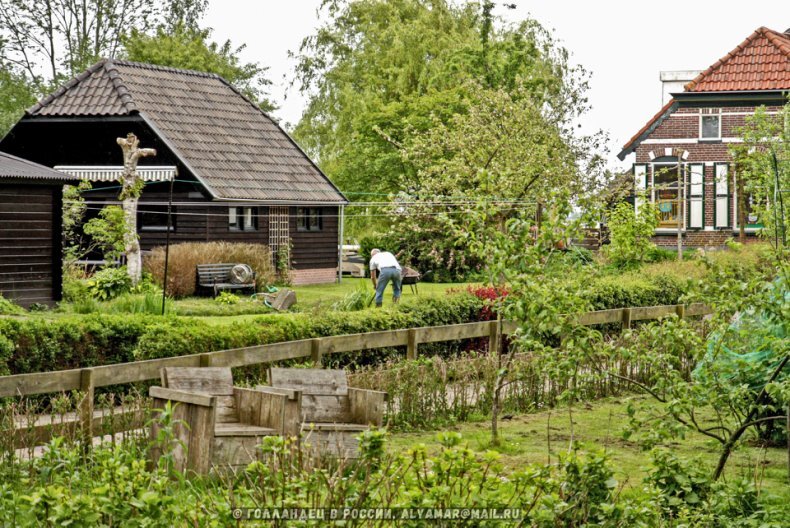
[
  {"x1": 651, "y1": 162, "x2": 686, "y2": 232},
  {"x1": 699, "y1": 113, "x2": 721, "y2": 141}
]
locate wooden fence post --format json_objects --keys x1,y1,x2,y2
[
  {"x1": 311, "y1": 338, "x2": 323, "y2": 367},
  {"x1": 199, "y1": 353, "x2": 212, "y2": 367},
  {"x1": 488, "y1": 320, "x2": 499, "y2": 355},
  {"x1": 675, "y1": 304, "x2": 685, "y2": 319},
  {"x1": 79, "y1": 368, "x2": 95, "y2": 448},
  {"x1": 407, "y1": 329, "x2": 418, "y2": 360},
  {"x1": 621, "y1": 308, "x2": 632, "y2": 331}
]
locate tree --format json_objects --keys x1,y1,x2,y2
[
  {"x1": 730, "y1": 101, "x2": 789, "y2": 247},
  {"x1": 116, "y1": 133, "x2": 156, "y2": 285},
  {"x1": 0, "y1": 62, "x2": 36, "y2": 137},
  {"x1": 122, "y1": 23, "x2": 275, "y2": 112},
  {"x1": 0, "y1": 0, "x2": 157, "y2": 86},
  {"x1": 292, "y1": 0, "x2": 601, "y2": 198}
]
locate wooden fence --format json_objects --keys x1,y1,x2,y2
[{"x1": 1, "y1": 302, "x2": 711, "y2": 449}]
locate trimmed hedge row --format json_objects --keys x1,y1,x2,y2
[
  {"x1": 0, "y1": 294, "x2": 484, "y2": 376},
  {"x1": 0, "y1": 272, "x2": 690, "y2": 377}
]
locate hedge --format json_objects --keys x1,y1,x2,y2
[
  {"x1": 0, "y1": 294, "x2": 484, "y2": 376},
  {"x1": 0, "y1": 272, "x2": 690, "y2": 377}
]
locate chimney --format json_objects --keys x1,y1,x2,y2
[{"x1": 659, "y1": 70, "x2": 702, "y2": 105}]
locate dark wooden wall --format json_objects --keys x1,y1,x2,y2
[
  {"x1": 290, "y1": 206, "x2": 339, "y2": 270},
  {"x1": 0, "y1": 183, "x2": 62, "y2": 306}
]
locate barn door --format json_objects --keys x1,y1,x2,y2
[{"x1": 268, "y1": 206, "x2": 290, "y2": 270}]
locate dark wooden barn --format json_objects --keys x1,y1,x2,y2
[
  {"x1": 0, "y1": 152, "x2": 75, "y2": 306},
  {"x1": 0, "y1": 59, "x2": 347, "y2": 285}
]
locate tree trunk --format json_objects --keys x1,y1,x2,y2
[
  {"x1": 116, "y1": 133, "x2": 156, "y2": 286},
  {"x1": 123, "y1": 195, "x2": 141, "y2": 285}
]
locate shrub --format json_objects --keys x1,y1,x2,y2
[
  {"x1": 0, "y1": 295, "x2": 24, "y2": 315},
  {"x1": 604, "y1": 199, "x2": 659, "y2": 267},
  {"x1": 143, "y1": 242, "x2": 276, "y2": 297},
  {"x1": 86, "y1": 266, "x2": 132, "y2": 300},
  {"x1": 585, "y1": 273, "x2": 687, "y2": 309},
  {"x1": 0, "y1": 293, "x2": 485, "y2": 376}
]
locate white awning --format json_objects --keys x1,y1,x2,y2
[{"x1": 53, "y1": 165, "x2": 177, "y2": 182}]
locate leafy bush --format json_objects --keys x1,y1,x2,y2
[
  {"x1": 0, "y1": 293, "x2": 485, "y2": 376},
  {"x1": 86, "y1": 266, "x2": 132, "y2": 301},
  {"x1": 604, "y1": 199, "x2": 659, "y2": 267},
  {"x1": 585, "y1": 273, "x2": 687, "y2": 309},
  {"x1": 214, "y1": 291, "x2": 240, "y2": 305},
  {"x1": 0, "y1": 295, "x2": 24, "y2": 315},
  {"x1": 143, "y1": 242, "x2": 276, "y2": 297}
]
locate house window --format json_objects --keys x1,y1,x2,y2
[
  {"x1": 229, "y1": 207, "x2": 258, "y2": 231},
  {"x1": 700, "y1": 115, "x2": 720, "y2": 140},
  {"x1": 297, "y1": 207, "x2": 323, "y2": 231},
  {"x1": 652, "y1": 164, "x2": 682, "y2": 228},
  {"x1": 139, "y1": 205, "x2": 175, "y2": 232}
]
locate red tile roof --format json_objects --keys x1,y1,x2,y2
[
  {"x1": 685, "y1": 27, "x2": 790, "y2": 92},
  {"x1": 619, "y1": 27, "x2": 790, "y2": 160}
]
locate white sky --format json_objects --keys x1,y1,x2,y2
[{"x1": 204, "y1": 1, "x2": 790, "y2": 170}]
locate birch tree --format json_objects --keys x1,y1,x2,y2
[{"x1": 116, "y1": 132, "x2": 155, "y2": 285}]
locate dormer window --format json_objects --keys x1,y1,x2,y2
[{"x1": 700, "y1": 115, "x2": 720, "y2": 140}]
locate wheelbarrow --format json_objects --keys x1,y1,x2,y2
[{"x1": 401, "y1": 266, "x2": 421, "y2": 294}]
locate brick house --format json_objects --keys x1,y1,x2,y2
[
  {"x1": 1, "y1": 59, "x2": 347, "y2": 285},
  {"x1": 618, "y1": 26, "x2": 790, "y2": 247}
]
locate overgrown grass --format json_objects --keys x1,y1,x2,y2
[{"x1": 387, "y1": 395, "x2": 790, "y2": 506}]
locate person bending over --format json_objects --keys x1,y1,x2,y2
[{"x1": 369, "y1": 248, "x2": 402, "y2": 308}]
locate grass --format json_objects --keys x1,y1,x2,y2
[{"x1": 388, "y1": 395, "x2": 790, "y2": 506}]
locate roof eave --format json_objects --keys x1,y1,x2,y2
[{"x1": 617, "y1": 100, "x2": 678, "y2": 161}]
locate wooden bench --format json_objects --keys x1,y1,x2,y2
[
  {"x1": 149, "y1": 367, "x2": 297, "y2": 473},
  {"x1": 264, "y1": 368, "x2": 387, "y2": 458},
  {"x1": 196, "y1": 263, "x2": 256, "y2": 297}
]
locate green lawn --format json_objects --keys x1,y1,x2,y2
[{"x1": 388, "y1": 395, "x2": 790, "y2": 506}]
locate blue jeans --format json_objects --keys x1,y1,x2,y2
[{"x1": 375, "y1": 267, "x2": 402, "y2": 306}]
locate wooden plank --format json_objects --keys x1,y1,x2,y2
[
  {"x1": 79, "y1": 368, "x2": 94, "y2": 448},
  {"x1": 630, "y1": 305, "x2": 677, "y2": 321},
  {"x1": 215, "y1": 395, "x2": 238, "y2": 424},
  {"x1": 92, "y1": 354, "x2": 201, "y2": 387},
  {"x1": 211, "y1": 436, "x2": 261, "y2": 466},
  {"x1": 163, "y1": 367, "x2": 234, "y2": 396},
  {"x1": 348, "y1": 387, "x2": 386, "y2": 426},
  {"x1": 270, "y1": 368, "x2": 348, "y2": 395},
  {"x1": 186, "y1": 402, "x2": 215, "y2": 475},
  {"x1": 311, "y1": 338, "x2": 323, "y2": 367},
  {"x1": 214, "y1": 423, "x2": 276, "y2": 437},
  {"x1": 575, "y1": 309, "x2": 624, "y2": 326},
  {"x1": 302, "y1": 394, "x2": 351, "y2": 423},
  {"x1": 501, "y1": 321, "x2": 518, "y2": 335},
  {"x1": 0, "y1": 369, "x2": 81, "y2": 397},
  {"x1": 206, "y1": 340, "x2": 312, "y2": 368},
  {"x1": 417, "y1": 322, "x2": 490, "y2": 343},
  {"x1": 149, "y1": 387, "x2": 216, "y2": 407},
  {"x1": 301, "y1": 428, "x2": 360, "y2": 459},
  {"x1": 321, "y1": 329, "x2": 408, "y2": 354},
  {"x1": 686, "y1": 303, "x2": 712, "y2": 316},
  {"x1": 407, "y1": 329, "x2": 418, "y2": 360},
  {"x1": 622, "y1": 308, "x2": 632, "y2": 330},
  {"x1": 488, "y1": 321, "x2": 499, "y2": 356}
]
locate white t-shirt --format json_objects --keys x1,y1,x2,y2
[{"x1": 369, "y1": 251, "x2": 401, "y2": 271}]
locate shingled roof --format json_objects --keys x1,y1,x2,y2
[
  {"x1": 685, "y1": 27, "x2": 790, "y2": 92},
  {"x1": 26, "y1": 59, "x2": 346, "y2": 204},
  {"x1": 618, "y1": 26, "x2": 790, "y2": 160},
  {"x1": 0, "y1": 151, "x2": 76, "y2": 182}
]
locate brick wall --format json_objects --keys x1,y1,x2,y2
[{"x1": 292, "y1": 267, "x2": 338, "y2": 285}]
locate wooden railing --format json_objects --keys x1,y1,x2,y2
[{"x1": 1, "y1": 302, "x2": 711, "y2": 448}]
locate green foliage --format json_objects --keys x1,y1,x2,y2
[
  {"x1": 331, "y1": 281, "x2": 374, "y2": 311},
  {"x1": 730, "y1": 101, "x2": 789, "y2": 244},
  {"x1": 214, "y1": 291, "x2": 239, "y2": 305},
  {"x1": 87, "y1": 267, "x2": 133, "y2": 301},
  {"x1": 585, "y1": 273, "x2": 687, "y2": 310},
  {"x1": 293, "y1": 0, "x2": 600, "y2": 198},
  {"x1": 0, "y1": 65, "x2": 36, "y2": 137},
  {"x1": 123, "y1": 23, "x2": 275, "y2": 112},
  {"x1": 0, "y1": 295, "x2": 24, "y2": 316},
  {"x1": 604, "y1": 198, "x2": 660, "y2": 267},
  {"x1": 0, "y1": 293, "x2": 484, "y2": 376},
  {"x1": 83, "y1": 205, "x2": 127, "y2": 263}
]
